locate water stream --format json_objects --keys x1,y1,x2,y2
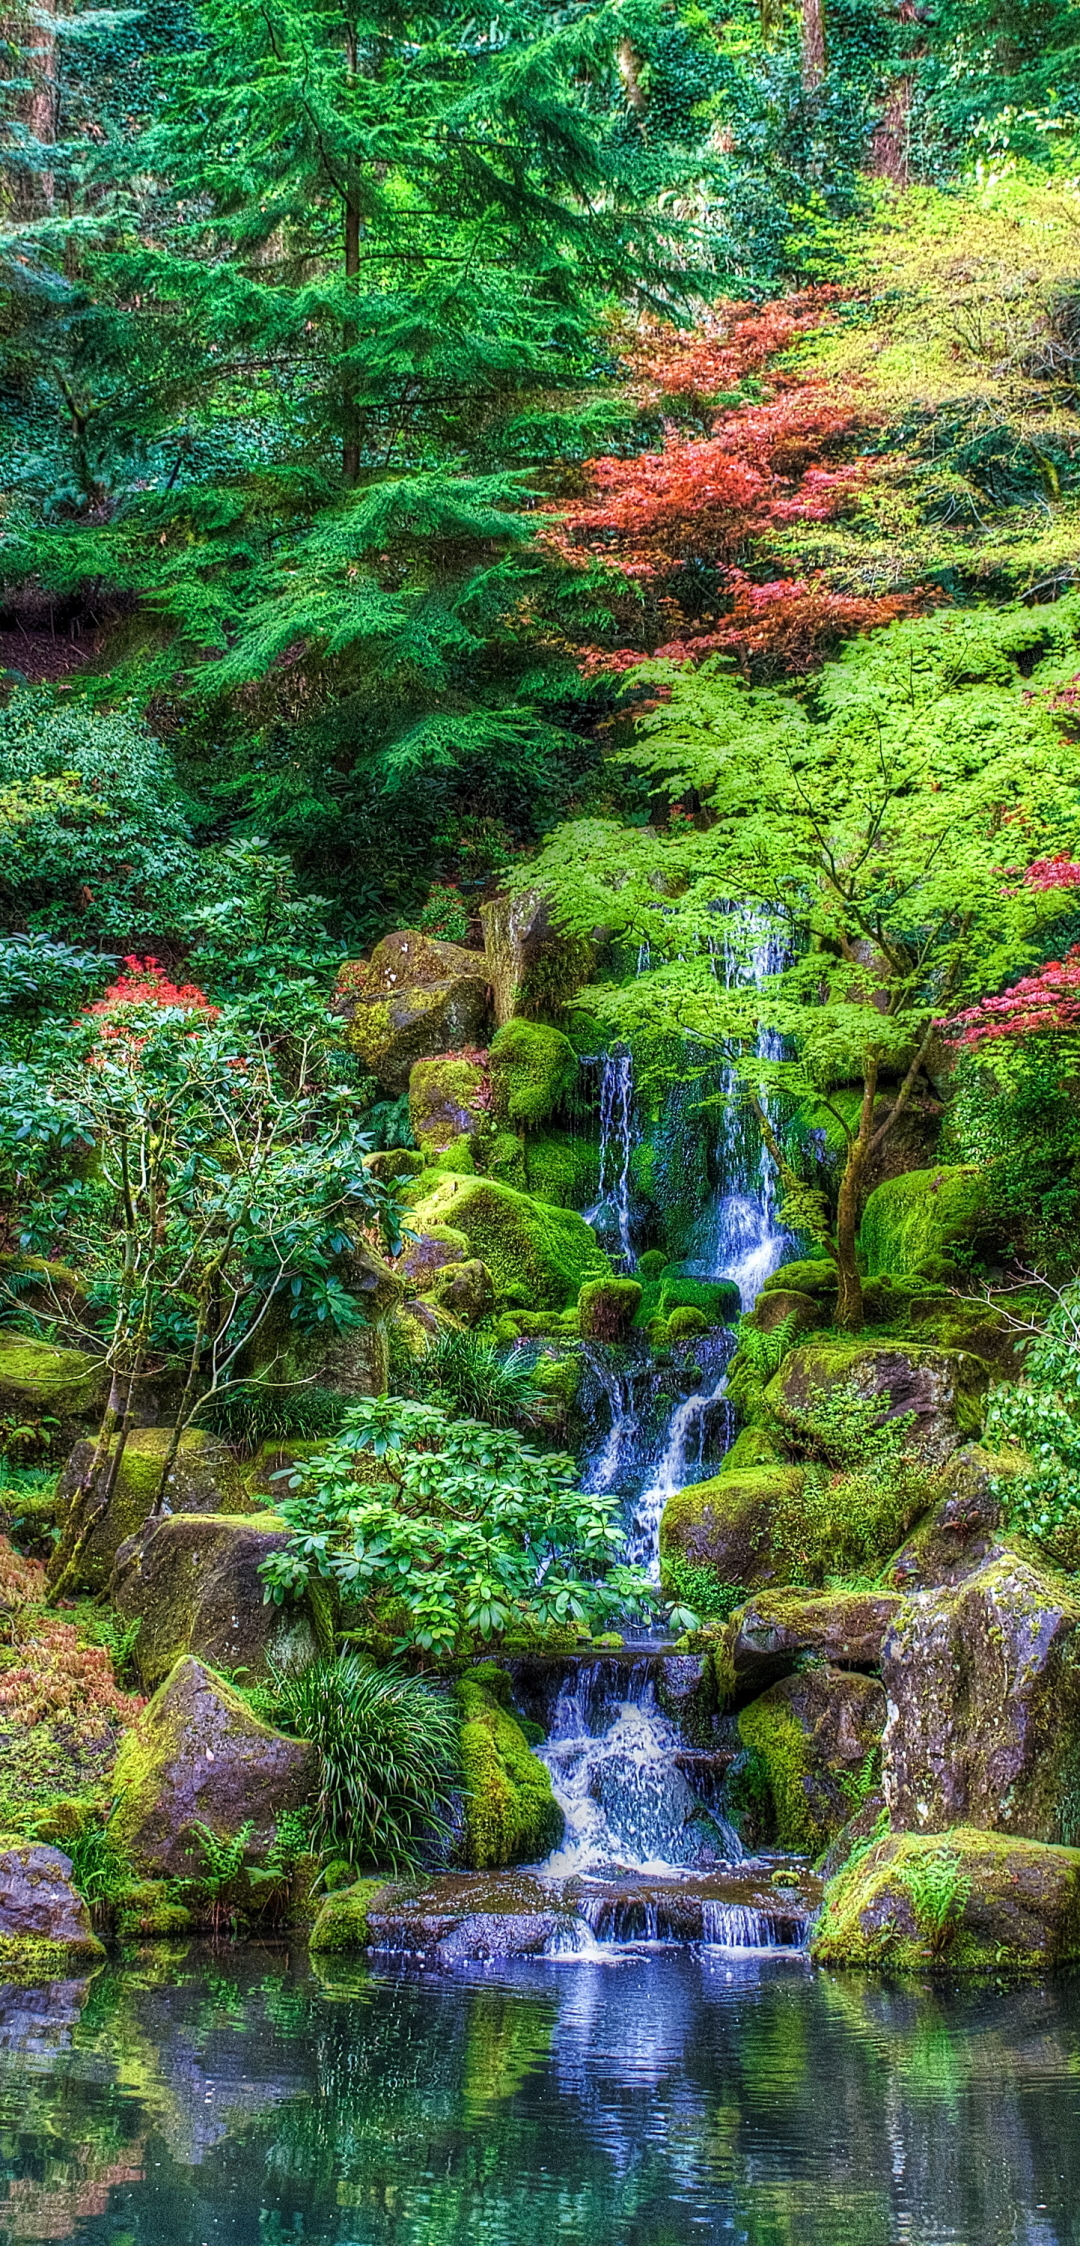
[{"x1": 583, "y1": 1047, "x2": 637, "y2": 1268}]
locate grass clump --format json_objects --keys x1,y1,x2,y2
[
  {"x1": 407, "y1": 1329, "x2": 543, "y2": 1428},
  {"x1": 265, "y1": 1653, "x2": 459, "y2": 1873}
]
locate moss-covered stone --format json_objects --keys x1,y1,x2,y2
[
  {"x1": 479, "y1": 1129, "x2": 528, "y2": 1190},
  {"x1": 764, "y1": 1340, "x2": 989, "y2": 1465},
  {"x1": 735, "y1": 1667, "x2": 886, "y2": 1855},
  {"x1": 577, "y1": 1276, "x2": 642, "y2": 1342},
  {"x1": 408, "y1": 1053, "x2": 489, "y2": 1156},
  {"x1": 110, "y1": 1512, "x2": 320, "y2": 1688},
  {"x1": 50, "y1": 1428, "x2": 255, "y2": 1595},
  {"x1": 722, "y1": 1426, "x2": 783, "y2": 1472},
  {"x1": 408, "y1": 1173, "x2": 609, "y2": 1307},
  {"x1": 661, "y1": 1452, "x2": 925, "y2": 1591},
  {"x1": 657, "y1": 1269, "x2": 740, "y2": 1326},
  {"x1": 741, "y1": 1287, "x2": 827, "y2": 1338},
  {"x1": 457, "y1": 1666, "x2": 564, "y2": 1868},
  {"x1": 109, "y1": 1656, "x2": 317, "y2": 1877},
  {"x1": 666, "y1": 1305, "x2": 711, "y2": 1341},
  {"x1": 523, "y1": 1131, "x2": 600, "y2": 1211},
  {"x1": 637, "y1": 1249, "x2": 667, "y2": 1282},
  {"x1": 493, "y1": 1307, "x2": 580, "y2": 1343},
  {"x1": 761, "y1": 1260, "x2": 839, "y2": 1299},
  {"x1": 422, "y1": 1258, "x2": 496, "y2": 1326},
  {"x1": 0, "y1": 1839, "x2": 106, "y2": 1960},
  {"x1": 881, "y1": 1550, "x2": 1080, "y2": 1845},
  {"x1": 116, "y1": 1879, "x2": 193, "y2": 1938},
  {"x1": 811, "y1": 1827, "x2": 1080, "y2": 1973},
  {"x1": 480, "y1": 889, "x2": 593, "y2": 1025},
  {"x1": 336, "y1": 931, "x2": 492, "y2": 1091},
  {"x1": 363, "y1": 1148, "x2": 425, "y2": 1183},
  {"x1": 488, "y1": 1019, "x2": 578, "y2": 1129},
  {"x1": 857, "y1": 1164, "x2": 988, "y2": 1280},
  {"x1": 308, "y1": 1878, "x2": 390, "y2": 1953},
  {"x1": 718, "y1": 1586, "x2": 903, "y2": 1702},
  {"x1": 397, "y1": 1225, "x2": 469, "y2": 1286},
  {"x1": 0, "y1": 1334, "x2": 107, "y2": 1431},
  {"x1": 883, "y1": 1442, "x2": 1015, "y2": 1590}
]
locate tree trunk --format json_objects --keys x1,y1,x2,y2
[
  {"x1": 3, "y1": 1, "x2": 58, "y2": 215},
  {"x1": 801, "y1": 0, "x2": 827, "y2": 91},
  {"x1": 834, "y1": 1060, "x2": 878, "y2": 1331}
]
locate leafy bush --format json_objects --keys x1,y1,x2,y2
[
  {"x1": 984, "y1": 1284, "x2": 1080, "y2": 1564},
  {"x1": 266, "y1": 1654, "x2": 460, "y2": 1872},
  {"x1": 662, "y1": 1552, "x2": 745, "y2": 1624},
  {"x1": 406, "y1": 1331, "x2": 543, "y2": 1429},
  {"x1": 726, "y1": 1312, "x2": 801, "y2": 1419},
  {"x1": 195, "y1": 1381, "x2": 347, "y2": 1450},
  {"x1": 260, "y1": 1394, "x2": 655, "y2": 1655}
]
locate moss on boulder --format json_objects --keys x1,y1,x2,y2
[
  {"x1": 881, "y1": 1550, "x2": 1080, "y2": 1845},
  {"x1": 764, "y1": 1339, "x2": 989, "y2": 1465},
  {"x1": 883, "y1": 1443, "x2": 1014, "y2": 1591},
  {"x1": 0, "y1": 1334, "x2": 107, "y2": 1433},
  {"x1": 761, "y1": 1260, "x2": 839, "y2": 1299},
  {"x1": 488, "y1": 1019, "x2": 578, "y2": 1129},
  {"x1": 857, "y1": 1164, "x2": 988, "y2": 1281},
  {"x1": 666, "y1": 1306, "x2": 711, "y2": 1342},
  {"x1": 49, "y1": 1428, "x2": 255, "y2": 1595},
  {"x1": 480, "y1": 889, "x2": 593, "y2": 1025},
  {"x1": 408, "y1": 1173, "x2": 609, "y2": 1307},
  {"x1": 110, "y1": 1512, "x2": 320, "y2": 1689},
  {"x1": 523, "y1": 1131, "x2": 600, "y2": 1211},
  {"x1": 109, "y1": 1656, "x2": 317, "y2": 1878},
  {"x1": 336, "y1": 931, "x2": 491, "y2": 1091},
  {"x1": 661, "y1": 1452, "x2": 922, "y2": 1591},
  {"x1": 811, "y1": 1827, "x2": 1080, "y2": 1973},
  {"x1": 0, "y1": 1840, "x2": 105, "y2": 1965},
  {"x1": 397, "y1": 1225, "x2": 469, "y2": 1287},
  {"x1": 741, "y1": 1287, "x2": 827, "y2": 1338},
  {"x1": 722, "y1": 1426, "x2": 783, "y2": 1472},
  {"x1": 308, "y1": 1878, "x2": 390, "y2": 1953},
  {"x1": 657, "y1": 1269, "x2": 740, "y2": 1326},
  {"x1": 578, "y1": 1276, "x2": 642, "y2": 1342},
  {"x1": 408, "y1": 1053, "x2": 490, "y2": 1156},
  {"x1": 422, "y1": 1258, "x2": 496, "y2": 1326},
  {"x1": 717, "y1": 1587, "x2": 903, "y2": 1702},
  {"x1": 457, "y1": 1665, "x2": 563, "y2": 1868},
  {"x1": 734, "y1": 1667, "x2": 885, "y2": 1855}
]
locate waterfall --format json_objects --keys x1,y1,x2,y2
[
  {"x1": 700, "y1": 1902, "x2": 797, "y2": 1951},
  {"x1": 685, "y1": 905, "x2": 791, "y2": 1310},
  {"x1": 537, "y1": 1659, "x2": 741, "y2": 1879},
  {"x1": 584, "y1": 1047, "x2": 636, "y2": 1269},
  {"x1": 626, "y1": 1332, "x2": 734, "y2": 1582}
]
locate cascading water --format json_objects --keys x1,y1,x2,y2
[
  {"x1": 626, "y1": 1331, "x2": 734, "y2": 1581},
  {"x1": 685, "y1": 904, "x2": 791, "y2": 1310},
  {"x1": 538, "y1": 1661, "x2": 726, "y2": 1878},
  {"x1": 584, "y1": 1047, "x2": 636, "y2": 1269}
]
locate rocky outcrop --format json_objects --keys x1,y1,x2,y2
[
  {"x1": 881, "y1": 1551, "x2": 1080, "y2": 1845},
  {"x1": 660, "y1": 1454, "x2": 923, "y2": 1591},
  {"x1": 397, "y1": 1223, "x2": 468, "y2": 1285},
  {"x1": 111, "y1": 1512, "x2": 319, "y2": 1689},
  {"x1": 479, "y1": 889, "x2": 592, "y2": 1026},
  {"x1": 812, "y1": 1827, "x2": 1080, "y2": 1972},
  {"x1": 764, "y1": 1339, "x2": 989, "y2": 1465},
  {"x1": 109, "y1": 1657, "x2": 317, "y2": 1876},
  {"x1": 487, "y1": 1019, "x2": 578, "y2": 1128},
  {"x1": 578, "y1": 1276, "x2": 642, "y2": 1342},
  {"x1": 0, "y1": 1334, "x2": 108, "y2": 1434},
  {"x1": 857, "y1": 1164, "x2": 989, "y2": 1282},
  {"x1": 406, "y1": 1172, "x2": 609, "y2": 1308},
  {"x1": 408, "y1": 1053, "x2": 489, "y2": 1157},
  {"x1": 0, "y1": 1842, "x2": 105, "y2": 1966},
  {"x1": 717, "y1": 1587, "x2": 903, "y2": 1701},
  {"x1": 735, "y1": 1667, "x2": 886, "y2": 1855},
  {"x1": 336, "y1": 931, "x2": 491, "y2": 1091},
  {"x1": 884, "y1": 1443, "x2": 1013, "y2": 1590},
  {"x1": 49, "y1": 1428, "x2": 255, "y2": 1595}
]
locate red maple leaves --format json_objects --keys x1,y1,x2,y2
[{"x1": 948, "y1": 951, "x2": 1080, "y2": 1047}]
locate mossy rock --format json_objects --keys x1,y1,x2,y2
[
  {"x1": 110, "y1": 1657, "x2": 317, "y2": 1878},
  {"x1": 637, "y1": 1249, "x2": 667, "y2": 1282},
  {"x1": 666, "y1": 1305, "x2": 711, "y2": 1342},
  {"x1": 480, "y1": 889, "x2": 593, "y2": 1025},
  {"x1": 242, "y1": 1439, "x2": 330, "y2": 1501},
  {"x1": 479, "y1": 1129, "x2": 528, "y2": 1190},
  {"x1": 422, "y1": 1259, "x2": 496, "y2": 1326},
  {"x1": 116, "y1": 1879, "x2": 194, "y2": 1938},
  {"x1": 883, "y1": 1442, "x2": 1016, "y2": 1591},
  {"x1": 363, "y1": 1148, "x2": 424, "y2": 1183},
  {"x1": 857, "y1": 1165, "x2": 989, "y2": 1281},
  {"x1": 397, "y1": 1225, "x2": 469, "y2": 1286},
  {"x1": 717, "y1": 1586, "x2": 903, "y2": 1703},
  {"x1": 658, "y1": 1269, "x2": 740, "y2": 1326},
  {"x1": 0, "y1": 1334, "x2": 108, "y2": 1433},
  {"x1": 336, "y1": 931, "x2": 491, "y2": 1092},
  {"x1": 524, "y1": 1130, "x2": 600, "y2": 1211},
  {"x1": 457, "y1": 1666, "x2": 564, "y2": 1868},
  {"x1": 742, "y1": 1287, "x2": 827, "y2": 1339},
  {"x1": 488, "y1": 1019, "x2": 578, "y2": 1129},
  {"x1": 764, "y1": 1340, "x2": 989, "y2": 1465},
  {"x1": 735, "y1": 1667, "x2": 886, "y2": 1855},
  {"x1": 578, "y1": 1276, "x2": 642, "y2": 1342},
  {"x1": 661, "y1": 1455, "x2": 925, "y2": 1591},
  {"x1": 811, "y1": 1827, "x2": 1080, "y2": 1973},
  {"x1": 761, "y1": 1260, "x2": 839, "y2": 1299},
  {"x1": 493, "y1": 1307, "x2": 580, "y2": 1343},
  {"x1": 409, "y1": 1173, "x2": 609, "y2": 1307},
  {"x1": 0, "y1": 1839, "x2": 106, "y2": 1961},
  {"x1": 50, "y1": 1428, "x2": 256, "y2": 1595},
  {"x1": 408, "y1": 1053, "x2": 489, "y2": 1156},
  {"x1": 308, "y1": 1878, "x2": 391, "y2": 1953},
  {"x1": 110, "y1": 1512, "x2": 320, "y2": 1688},
  {"x1": 722, "y1": 1426, "x2": 783, "y2": 1472}
]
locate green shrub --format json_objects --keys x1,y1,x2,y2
[
  {"x1": 727, "y1": 1311, "x2": 801, "y2": 1419},
  {"x1": 662, "y1": 1552, "x2": 745, "y2": 1623},
  {"x1": 268, "y1": 1654, "x2": 460, "y2": 1872},
  {"x1": 195, "y1": 1381, "x2": 348, "y2": 1449},
  {"x1": 406, "y1": 1329, "x2": 542, "y2": 1427}
]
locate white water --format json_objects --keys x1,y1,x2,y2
[
  {"x1": 700, "y1": 1902, "x2": 797, "y2": 1951},
  {"x1": 627, "y1": 1361, "x2": 733, "y2": 1582},
  {"x1": 584, "y1": 1048, "x2": 636, "y2": 1269},
  {"x1": 538, "y1": 1661, "x2": 741, "y2": 1879}
]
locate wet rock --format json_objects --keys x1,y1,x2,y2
[
  {"x1": 0, "y1": 1843, "x2": 104, "y2": 1960},
  {"x1": 735, "y1": 1666, "x2": 887, "y2": 1855},
  {"x1": 883, "y1": 1443, "x2": 1014, "y2": 1590},
  {"x1": 109, "y1": 1656, "x2": 317, "y2": 1876},
  {"x1": 718, "y1": 1587, "x2": 903, "y2": 1702},
  {"x1": 881, "y1": 1550, "x2": 1080, "y2": 1844},
  {"x1": 812, "y1": 1827, "x2": 1080, "y2": 1972},
  {"x1": 764, "y1": 1340, "x2": 989, "y2": 1465},
  {"x1": 660, "y1": 1464, "x2": 807, "y2": 1591},
  {"x1": 480, "y1": 889, "x2": 592, "y2": 1026},
  {"x1": 49, "y1": 1427, "x2": 255, "y2": 1596},
  {"x1": 334, "y1": 1867, "x2": 823, "y2": 1961},
  {"x1": 336, "y1": 931, "x2": 491, "y2": 1091},
  {"x1": 421, "y1": 1258, "x2": 495, "y2": 1326},
  {"x1": 111, "y1": 1512, "x2": 319, "y2": 1690},
  {"x1": 816, "y1": 1789, "x2": 887, "y2": 1882},
  {"x1": 577, "y1": 1276, "x2": 642, "y2": 1342},
  {"x1": 0, "y1": 1974, "x2": 92, "y2": 2050},
  {"x1": 307, "y1": 1879, "x2": 392, "y2": 1954}
]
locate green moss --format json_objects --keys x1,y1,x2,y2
[
  {"x1": 811, "y1": 1827, "x2": 1080, "y2": 1974},
  {"x1": 481, "y1": 1130, "x2": 528, "y2": 1189},
  {"x1": 524, "y1": 1130, "x2": 600, "y2": 1210},
  {"x1": 637, "y1": 1249, "x2": 667, "y2": 1282},
  {"x1": 116, "y1": 1880, "x2": 193, "y2": 1938},
  {"x1": 488, "y1": 1019, "x2": 578, "y2": 1129},
  {"x1": 0, "y1": 1335, "x2": 108, "y2": 1424},
  {"x1": 858, "y1": 1165, "x2": 988, "y2": 1280},
  {"x1": 761, "y1": 1260, "x2": 839, "y2": 1298},
  {"x1": 409, "y1": 1174, "x2": 610, "y2": 1307},
  {"x1": 657, "y1": 1269, "x2": 740, "y2": 1326},
  {"x1": 737, "y1": 1696, "x2": 824, "y2": 1854},
  {"x1": 456, "y1": 1670, "x2": 564, "y2": 1868},
  {"x1": 577, "y1": 1276, "x2": 642, "y2": 1341},
  {"x1": 722, "y1": 1427, "x2": 783, "y2": 1471},
  {"x1": 666, "y1": 1305, "x2": 711, "y2": 1341},
  {"x1": 50, "y1": 1428, "x2": 255, "y2": 1596},
  {"x1": 308, "y1": 1877, "x2": 389, "y2": 1953},
  {"x1": 0, "y1": 1933, "x2": 105, "y2": 1979},
  {"x1": 408, "y1": 1055, "x2": 489, "y2": 1156}
]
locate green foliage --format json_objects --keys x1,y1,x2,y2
[
  {"x1": 260, "y1": 1393, "x2": 655, "y2": 1654},
  {"x1": 727, "y1": 1311, "x2": 801, "y2": 1419},
  {"x1": 661, "y1": 1552, "x2": 744, "y2": 1624},
  {"x1": 65, "y1": 1820, "x2": 131, "y2": 1921},
  {"x1": 405, "y1": 1331, "x2": 544, "y2": 1430},
  {"x1": 948, "y1": 1041, "x2": 1080, "y2": 1275},
  {"x1": 984, "y1": 1286, "x2": 1080, "y2": 1564},
  {"x1": 268, "y1": 1653, "x2": 459, "y2": 1872},
  {"x1": 896, "y1": 1839, "x2": 972, "y2": 1956},
  {"x1": 195, "y1": 1381, "x2": 348, "y2": 1449}
]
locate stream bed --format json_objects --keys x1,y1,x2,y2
[{"x1": 1, "y1": 1944, "x2": 1079, "y2": 2244}]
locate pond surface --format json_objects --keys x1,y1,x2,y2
[{"x1": 0, "y1": 1945, "x2": 1077, "y2": 2246}]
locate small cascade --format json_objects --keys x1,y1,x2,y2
[
  {"x1": 627, "y1": 1331, "x2": 734, "y2": 1581},
  {"x1": 700, "y1": 1901, "x2": 800, "y2": 1951},
  {"x1": 537, "y1": 1659, "x2": 740, "y2": 1878},
  {"x1": 584, "y1": 1047, "x2": 636, "y2": 1268},
  {"x1": 682, "y1": 904, "x2": 791, "y2": 1309}
]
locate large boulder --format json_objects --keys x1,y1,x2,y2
[
  {"x1": 487, "y1": 1019, "x2": 578, "y2": 1129},
  {"x1": 457, "y1": 1667, "x2": 564, "y2": 1869},
  {"x1": 421, "y1": 1259, "x2": 495, "y2": 1326},
  {"x1": 396, "y1": 1224, "x2": 468, "y2": 1286},
  {"x1": 408, "y1": 1053, "x2": 490, "y2": 1158},
  {"x1": 109, "y1": 1657, "x2": 316, "y2": 1876},
  {"x1": 110, "y1": 1513, "x2": 319, "y2": 1690},
  {"x1": 407, "y1": 1173, "x2": 609, "y2": 1307},
  {"x1": 883, "y1": 1443, "x2": 1014, "y2": 1591},
  {"x1": 857, "y1": 1163, "x2": 989, "y2": 1282},
  {"x1": 49, "y1": 1428, "x2": 255, "y2": 1596},
  {"x1": 734, "y1": 1667, "x2": 887, "y2": 1855},
  {"x1": 764, "y1": 1340, "x2": 989, "y2": 1466},
  {"x1": 660, "y1": 1455, "x2": 924, "y2": 1591},
  {"x1": 0, "y1": 1842, "x2": 105, "y2": 1969},
  {"x1": 881, "y1": 1551, "x2": 1080, "y2": 1845},
  {"x1": 336, "y1": 931, "x2": 491, "y2": 1091},
  {"x1": 480, "y1": 889, "x2": 592, "y2": 1026},
  {"x1": 717, "y1": 1587, "x2": 903, "y2": 1702},
  {"x1": 812, "y1": 1827, "x2": 1080, "y2": 1973},
  {"x1": 0, "y1": 1334, "x2": 107, "y2": 1436}
]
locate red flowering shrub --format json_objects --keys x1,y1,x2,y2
[
  {"x1": 0, "y1": 1611, "x2": 142, "y2": 1737},
  {"x1": 1023, "y1": 857, "x2": 1080, "y2": 891},
  {"x1": 947, "y1": 950, "x2": 1080, "y2": 1046},
  {"x1": 87, "y1": 957, "x2": 219, "y2": 1032}
]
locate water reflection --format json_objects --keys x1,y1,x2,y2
[{"x1": 0, "y1": 1948, "x2": 1077, "y2": 2244}]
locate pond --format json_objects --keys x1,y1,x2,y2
[{"x1": 0, "y1": 1946, "x2": 1077, "y2": 2245}]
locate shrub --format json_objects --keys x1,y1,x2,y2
[
  {"x1": 195, "y1": 1381, "x2": 347, "y2": 1449},
  {"x1": 267, "y1": 1654, "x2": 460, "y2": 1872},
  {"x1": 406, "y1": 1330, "x2": 542, "y2": 1428}
]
